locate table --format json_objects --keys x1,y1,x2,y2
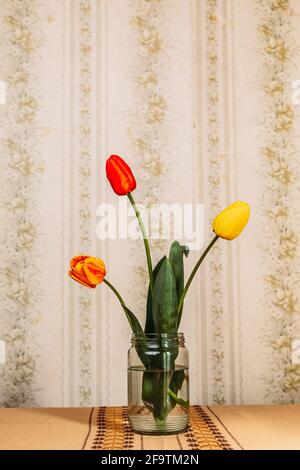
[{"x1": 0, "y1": 405, "x2": 299, "y2": 450}]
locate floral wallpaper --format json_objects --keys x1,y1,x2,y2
[
  {"x1": 0, "y1": 0, "x2": 44, "y2": 407},
  {"x1": 256, "y1": 0, "x2": 300, "y2": 403},
  {"x1": 129, "y1": 0, "x2": 170, "y2": 310},
  {"x1": 78, "y1": 0, "x2": 94, "y2": 407},
  {"x1": 205, "y1": 0, "x2": 227, "y2": 405},
  {"x1": 0, "y1": 0, "x2": 300, "y2": 407}
]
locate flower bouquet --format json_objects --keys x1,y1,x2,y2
[{"x1": 69, "y1": 155, "x2": 250, "y2": 434}]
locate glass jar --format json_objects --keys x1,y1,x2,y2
[{"x1": 128, "y1": 333, "x2": 189, "y2": 435}]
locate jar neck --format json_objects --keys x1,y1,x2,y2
[{"x1": 131, "y1": 333, "x2": 185, "y2": 348}]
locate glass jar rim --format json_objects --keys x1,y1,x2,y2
[
  {"x1": 131, "y1": 332, "x2": 185, "y2": 346},
  {"x1": 131, "y1": 332, "x2": 184, "y2": 339}
]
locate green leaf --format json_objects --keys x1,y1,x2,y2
[
  {"x1": 169, "y1": 242, "x2": 189, "y2": 321},
  {"x1": 167, "y1": 369, "x2": 188, "y2": 411},
  {"x1": 142, "y1": 370, "x2": 172, "y2": 421},
  {"x1": 169, "y1": 369, "x2": 186, "y2": 393},
  {"x1": 182, "y1": 245, "x2": 190, "y2": 258},
  {"x1": 145, "y1": 256, "x2": 165, "y2": 334},
  {"x1": 142, "y1": 368, "x2": 188, "y2": 421},
  {"x1": 122, "y1": 305, "x2": 145, "y2": 338},
  {"x1": 122, "y1": 305, "x2": 151, "y2": 367},
  {"x1": 169, "y1": 242, "x2": 184, "y2": 299},
  {"x1": 152, "y1": 258, "x2": 178, "y2": 335}
]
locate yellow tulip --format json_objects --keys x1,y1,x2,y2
[{"x1": 212, "y1": 201, "x2": 250, "y2": 240}]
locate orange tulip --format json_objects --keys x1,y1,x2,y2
[{"x1": 69, "y1": 255, "x2": 106, "y2": 288}]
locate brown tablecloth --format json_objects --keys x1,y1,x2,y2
[{"x1": 0, "y1": 405, "x2": 299, "y2": 450}]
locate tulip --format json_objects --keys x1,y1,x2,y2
[
  {"x1": 212, "y1": 201, "x2": 250, "y2": 240},
  {"x1": 106, "y1": 155, "x2": 136, "y2": 196},
  {"x1": 106, "y1": 154, "x2": 154, "y2": 293},
  {"x1": 68, "y1": 255, "x2": 145, "y2": 339},
  {"x1": 177, "y1": 201, "x2": 250, "y2": 325},
  {"x1": 69, "y1": 255, "x2": 106, "y2": 288}
]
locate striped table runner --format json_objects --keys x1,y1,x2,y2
[{"x1": 84, "y1": 406, "x2": 240, "y2": 450}]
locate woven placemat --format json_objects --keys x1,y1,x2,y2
[{"x1": 84, "y1": 406, "x2": 240, "y2": 450}]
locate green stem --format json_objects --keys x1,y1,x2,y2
[
  {"x1": 168, "y1": 389, "x2": 189, "y2": 408},
  {"x1": 127, "y1": 192, "x2": 154, "y2": 294},
  {"x1": 104, "y1": 279, "x2": 145, "y2": 340},
  {"x1": 177, "y1": 235, "x2": 219, "y2": 326},
  {"x1": 104, "y1": 279, "x2": 126, "y2": 307}
]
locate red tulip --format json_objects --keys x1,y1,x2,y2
[{"x1": 106, "y1": 155, "x2": 136, "y2": 196}]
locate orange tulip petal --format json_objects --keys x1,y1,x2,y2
[
  {"x1": 70, "y1": 255, "x2": 88, "y2": 269},
  {"x1": 83, "y1": 264, "x2": 105, "y2": 285},
  {"x1": 68, "y1": 270, "x2": 96, "y2": 288},
  {"x1": 85, "y1": 257, "x2": 106, "y2": 270},
  {"x1": 73, "y1": 261, "x2": 86, "y2": 275}
]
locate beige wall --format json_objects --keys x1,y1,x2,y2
[{"x1": 0, "y1": 0, "x2": 300, "y2": 407}]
